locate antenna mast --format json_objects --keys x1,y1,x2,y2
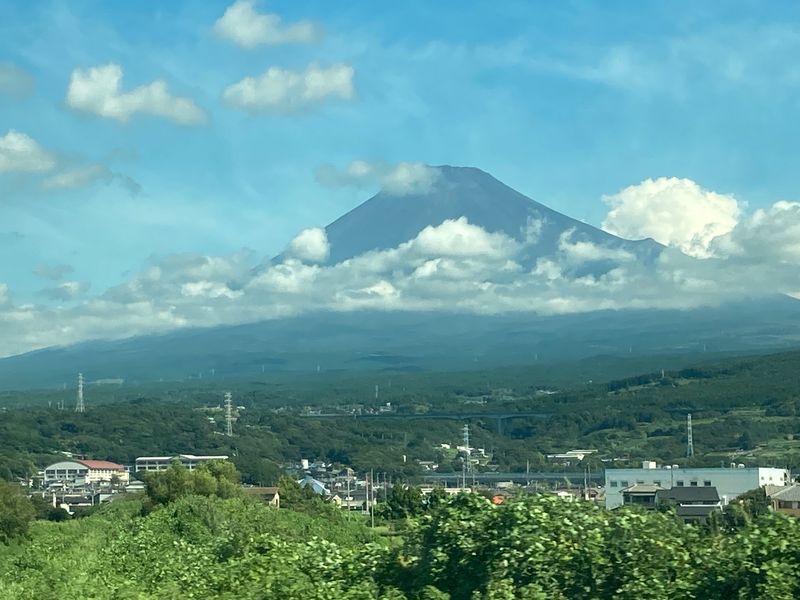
[
  {"x1": 75, "y1": 373, "x2": 85, "y2": 413},
  {"x1": 224, "y1": 392, "x2": 233, "y2": 437},
  {"x1": 686, "y1": 413, "x2": 694, "y2": 458}
]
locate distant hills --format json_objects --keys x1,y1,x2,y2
[
  {"x1": 1, "y1": 297, "x2": 799, "y2": 390},
  {"x1": 1, "y1": 165, "x2": 799, "y2": 390}
]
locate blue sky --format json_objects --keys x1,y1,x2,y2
[{"x1": 2, "y1": 0, "x2": 800, "y2": 355}]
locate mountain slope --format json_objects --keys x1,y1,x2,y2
[
  {"x1": 322, "y1": 165, "x2": 662, "y2": 266},
  {"x1": 1, "y1": 296, "x2": 799, "y2": 390},
  {"x1": 2, "y1": 165, "x2": 798, "y2": 390}
]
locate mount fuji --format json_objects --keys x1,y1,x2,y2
[{"x1": 1, "y1": 165, "x2": 798, "y2": 390}]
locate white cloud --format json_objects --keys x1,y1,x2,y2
[
  {"x1": 602, "y1": 177, "x2": 742, "y2": 258},
  {"x1": 316, "y1": 160, "x2": 440, "y2": 195},
  {"x1": 181, "y1": 281, "x2": 242, "y2": 299},
  {"x1": 250, "y1": 259, "x2": 320, "y2": 294},
  {"x1": 0, "y1": 130, "x2": 56, "y2": 173},
  {"x1": 287, "y1": 228, "x2": 330, "y2": 263},
  {"x1": 40, "y1": 163, "x2": 141, "y2": 194},
  {"x1": 223, "y1": 63, "x2": 354, "y2": 113},
  {"x1": 5, "y1": 192, "x2": 800, "y2": 357},
  {"x1": 711, "y1": 201, "x2": 800, "y2": 263},
  {"x1": 42, "y1": 164, "x2": 110, "y2": 189},
  {"x1": 66, "y1": 64, "x2": 207, "y2": 125},
  {"x1": 41, "y1": 281, "x2": 90, "y2": 301},
  {"x1": 0, "y1": 63, "x2": 34, "y2": 98},
  {"x1": 213, "y1": 0, "x2": 321, "y2": 48},
  {"x1": 408, "y1": 217, "x2": 518, "y2": 260},
  {"x1": 557, "y1": 229, "x2": 636, "y2": 265}
]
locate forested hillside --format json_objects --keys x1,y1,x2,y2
[
  {"x1": 0, "y1": 351, "x2": 799, "y2": 597},
  {"x1": 2, "y1": 350, "x2": 800, "y2": 481}
]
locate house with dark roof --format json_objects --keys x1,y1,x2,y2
[{"x1": 655, "y1": 486, "x2": 722, "y2": 522}]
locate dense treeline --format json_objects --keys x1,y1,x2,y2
[
  {"x1": 1, "y1": 350, "x2": 800, "y2": 481},
  {"x1": 2, "y1": 483, "x2": 800, "y2": 598}
]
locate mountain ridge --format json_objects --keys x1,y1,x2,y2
[
  {"x1": 320, "y1": 165, "x2": 663, "y2": 266},
  {"x1": 1, "y1": 296, "x2": 799, "y2": 390},
  {"x1": 2, "y1": 165, "x2": 798, "y2": 390}
]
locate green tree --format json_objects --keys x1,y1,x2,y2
[
  {"x1": 276, "y1": 475, "x2": 336, "y2": 516},
  {"x1": 142, "y1": 460, "x2": 242, "y2": 507},
  {"x1": 378, "y1": 484, "x2": 425, "y2": 520},
  {"x1": 718, "y1": 487, "x2": 771, "y2": 531},
  {"x1": 0, "y1": 481, "x2": 35, "y2": 543},
  {"x1": 28, "y1": 494, "x2": 71, "y2": 522}
]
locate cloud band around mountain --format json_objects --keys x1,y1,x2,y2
[{"x1": 2, "y1": 187, "x2": 800, "y2": 358}]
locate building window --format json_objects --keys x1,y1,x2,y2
[
  {"x1": 610, "y1": 480, "x2": 618, "y2": 488},
  {"x1": 676, "y1": 480, "x2": 684, "y2": 487},
  {"x1": 620, "y1": 480, "x2": 629, "y2": 488},
  {"x1": 636, "y1": 480, "x2": 645, "y2": 484},
  {"x1": 704, "y1": 480, "x2": 712, "y2": 486},
  {"x1": 690, "y1": 481, "x2": 698, "y2": 486},
  {"x1": 653, "y1": 481, "x2": 661, "y2": 486}
]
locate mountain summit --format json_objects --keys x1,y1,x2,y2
[
  {"x1": 2, "y1": 165, "x2": 798, "y2": 389},
  {"x1": 322, "y1": 165, "x2": 662, "y2": 267}
]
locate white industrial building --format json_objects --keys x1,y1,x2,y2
[
  {"x1": 605, "y1": 461, "x2": 790, "y2": 508},
  {"x1": 43, "y1": 459, "x2": 129, "y2": 485},
  {"x1": 134, "y1": 454, "x2": 229, "y2": 472}
]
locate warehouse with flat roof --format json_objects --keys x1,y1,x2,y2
[{"x1": 134, "y1": 454, "x2": 229, "y2": 472}]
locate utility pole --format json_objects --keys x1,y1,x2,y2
[
  {"x1": 687, "y1": 413, "x2": 694, "y2": 458},
  {"x1": 370, "y1": 469, "x2": 375, "y2": 528}
]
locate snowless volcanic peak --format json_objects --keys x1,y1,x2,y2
[{"x1": 321, "y1": 165, "x2": 662, "y2": 266}]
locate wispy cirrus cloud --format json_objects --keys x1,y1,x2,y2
[
  {"x1": 42, "y1": 163, "x2": 141, "y2": 194},
  {"x1": 316, "y1": 161, "x2": 440, "y2": 196}
]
